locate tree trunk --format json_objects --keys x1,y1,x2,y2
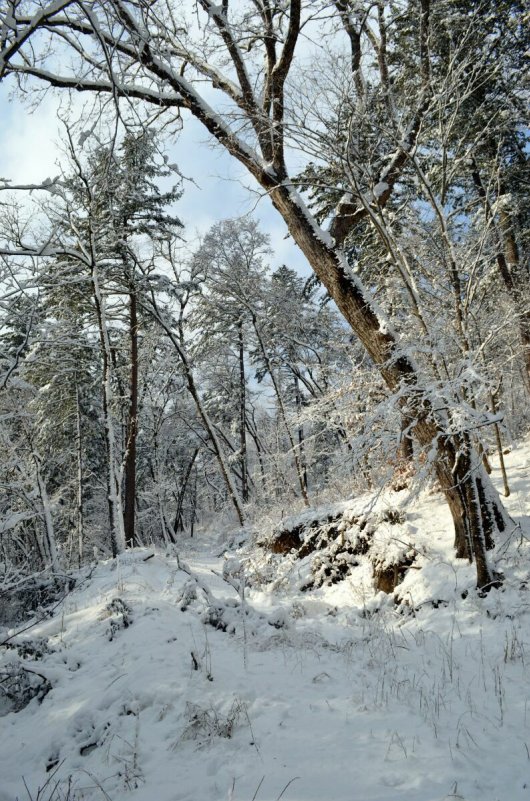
[
  {"x1": 397, "y1": 414, "x2": 414, "y2": 463},
  {"x1": 470, "y1": 162, "x2": 530, "y2": 388},
  {"x1": 237, "y1": 320, "x2": 249, "y2": 503},
  {"x1": 498, "y1": 209, "x2": 530, "y2": 388},
  {"x1": 490, "y1": 390, "x2": 510, "y2": 498},
  {"x1": 75, "y1": 381, "x2": 84, "y2": 567},
  {"x1": 190, "y1": 466, "x2": 198, "y2": 538},
  {"x1": 294, "y1": 374, "x2": 308, "y2": 492},
  {"x1": 124, "y1": 290, "x2": 139, "y2": 548},
  {"x1": 251, "y1": 315, "x2": 310, "y2": 506},
  {"x1": 91, "y1": 262, "x2": 126, "y2": 556},
  {"x1": 268, "y1": 182, "x2": 507, "y2": 588},
  {"x1": 173, "y1": 448, "x2": 199, "y2": 536},
  {"x1": 144, "y1": 298, "x2": 246, "y2": 526},
  {"x1": 246, "y1": 417, "x2": 269, "y2": 496},
  {"x1": 32, "y1": 451, "x2": 59, "y2": 571}
]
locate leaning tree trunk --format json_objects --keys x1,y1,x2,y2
[
  {"x1": 268, "y1": 181, "x2": 508, "y2": 588},
  {"x1": 143, "y1": 295, "x2": 246, "y2": 526},
  {"x1": 2, "y1": 0, "x2": 513, "y2": 587}
]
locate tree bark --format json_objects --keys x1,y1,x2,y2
[
  {"x1": 490, "y1": 390, "x2": 510, "y2": 498},
  {"x1": 268, "y1": 182, "x2": 506, "y2": 588},
  {"x1": 173, "y1": 447, "x2": 199, "y2": 536},
  {"x1": 75, "y1": 381, "x2": 84, "y2": 567},
  {"x1": 294, "y1": 374, "x2": 308, "y2": 492},
  {"x1": 251, "y1": 314, "x2": 310, "y2": 506},
  {"x1": 32, "y1": 450, "x2": 59, "y2": 571},
  {"x1": 91, "y1": 262, "x2": 126, "y2": 556},
  {"x1": 143, "y1": 296, "x2": 246, "y2": 526},
  {"x1": 237, "y1": 319, "x2": 249, "y2": 503},
  {"x1": 124, "y1": 290, "x2": 139, "y2": 548},
  {"x1": 2, "y1": 0, "x2": 511, "y2": 585}
]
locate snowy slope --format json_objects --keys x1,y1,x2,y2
[{"x1": 1, "y1": 446, "x2": 530, "y2": 801}]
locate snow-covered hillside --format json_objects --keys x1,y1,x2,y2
[{"x1": 2, "y1": 445, "x2": 530, "y2": 801}]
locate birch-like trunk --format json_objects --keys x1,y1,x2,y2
[
  {"x1": 31, "y1": 451, "x2": 59, "y2": 572},
  {"x1": 91, "y1": 262, "x2": 126, "y2": 556}
]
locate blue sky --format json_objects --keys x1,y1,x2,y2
[{"x1": 0, "y1": 84, "x2": 311, "y2": 277}]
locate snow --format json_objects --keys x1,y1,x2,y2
[
  {"x1": 2, "y1": 445, "x2": 530, "y2": 801},
  {"x1": 373, "y1": 181, "x2": 389, "y2": 199},
  {"x1": 284, "y1": 186, "x2": 335, "y2": 249}
]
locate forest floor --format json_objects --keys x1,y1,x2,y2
[{"x1": 2, "y1": 445, "x2": 530, "y2": 801}]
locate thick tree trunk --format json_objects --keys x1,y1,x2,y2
[
  {"x1": 414, "y1": 423, "x2": 504, "y2": 590},
  {"x1": 269, "y1": 182, "x2": 507, "y2": 588}
]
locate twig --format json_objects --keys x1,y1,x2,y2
[
  {"x1": 1, "y1": 566, "x2": 96, "y2": 647},
  {"x1": 251, "y1": 775, "x2": 265, "y2": 801},
  {"x1": 276, "y1": 777, "x2": 300, "y2": 801}
]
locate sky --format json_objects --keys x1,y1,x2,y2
[{"x1": 0, "y1": 83, "x2": 311, "y2": 277}]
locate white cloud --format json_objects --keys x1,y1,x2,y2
[{"x1": 0, "y1": 87, "x2": 63, "y2": 183}]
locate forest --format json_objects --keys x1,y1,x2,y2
[{"x1": 0, "y1": 1, "x2": 529, "y2": 800}]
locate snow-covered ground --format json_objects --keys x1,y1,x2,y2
[{"x1": 2, "y1": 445, "x2": 530, "y2": 801}]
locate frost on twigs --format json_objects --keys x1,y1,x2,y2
[
  {"x1": 176, "y1": 698, "x2": 245, "y2": 748},
  {"x1": 0, "y1": 662, "x2": 51, "y2": 714},
  {"x1": 102, "y1": 598, "x2": 133, "y2": 641},
  {"x1": 0, "y1": 574, "x2": 76, "y2": 627},
  {"x1": 177, "y1": 580, "x2": 198, "y2": 611},
  {"x1": 3, "y1": 636, "x2": 53, "y2": 661}
]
